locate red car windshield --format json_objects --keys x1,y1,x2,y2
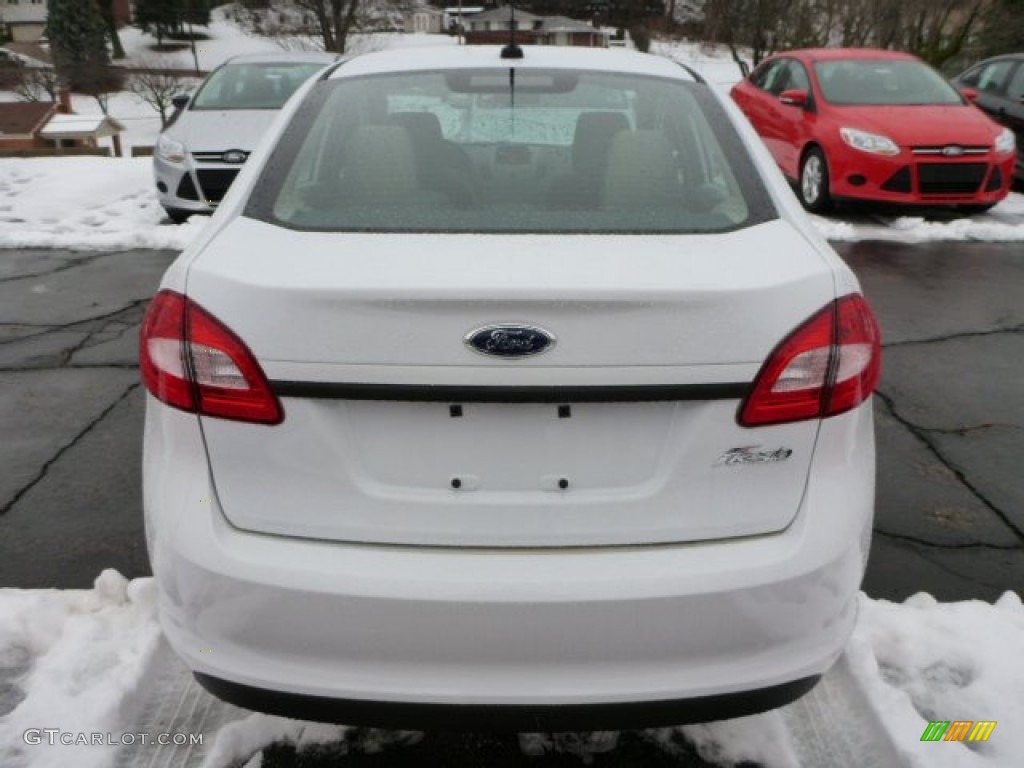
[{"x1": 814, "y1": 60, "x2": 964, "y2": 106}]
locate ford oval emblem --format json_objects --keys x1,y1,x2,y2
[
  {"x1": 222, "y1": 149, "x2": 248, "y2": 164},
  {"x1": 942, "y1": 145, "x2": 965, "y2": 157},
  {"x1": 464, "y1": 324, "x2": 555, "y2": 359}
]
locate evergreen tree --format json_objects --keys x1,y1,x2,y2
[
  {"x1": 97, "y1": 0, "x2": 127, "y2": 60},
  {"x1": 136, "y1": 0, "x2": 212, "y2": 45},
  {"x1": 45, "y1": 0, "x2": 111, "y2": 91}
]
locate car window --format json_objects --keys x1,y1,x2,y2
[
  {"x1": 249, "y1": 69, "x2": 776, "y2": 234},
  {"x1": 786, "y1": 61, "x2": 811, "y2": 92},
  {"x1": 814, "y1": 59, "x2": 963, "y2": 106},
  {"x1": 974, "y1": 60, "x2": 1015, "y2": 93},
  {"x1": 1007, "y1": 64, "x2": 1024, "y2": 101},
  {"x1": 192, "y1": 62, "x2": 327, "y2": 110},
  {"x1": 751, "y1": 60, "x2": 789, "y2": 95},
  {"x1": 958, "y1": 64, "x2": 982, "y2": 87}
]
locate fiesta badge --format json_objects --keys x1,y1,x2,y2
[{"x1": 465, "y1": 324, "x2": 555, "y2": 359}]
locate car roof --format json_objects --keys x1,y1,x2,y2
[
  {"x1": 328, "y1": 45, "x2": 699, "y2": 81},
  {"x1": 224, "y1": 52, "x2": 340, "y2": 65},
  {"x1": 783, "y1": 48, "x2": 920, "y2": 63},
  {"x1": 967, "y1": 53, "x2": 1024, "y2": 65}
]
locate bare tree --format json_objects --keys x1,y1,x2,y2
[
  {"x1": 129, "y1": 61, "x2": 194, "y2": 127},
  {"x1": 703, "y1": 0, "x2": 992, "y2": 74},
  {"x1": 11, "y1": 66, "x2": 62, "y2": 103},
  {"x1": 295, "y1": 0, "x2": 362, "y2": 53},
  {"x1": 703, "y1": 0, "x2": 792, "y2": 74},
  {"x1": 899, "y1": 0, "x2": 987, "y2": 69}
]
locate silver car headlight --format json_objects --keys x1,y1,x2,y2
[
  {"x1": 994, "y1": 128, "x2": 1016, "y2": 156},
  {"x1": 156, "y1": 134, "x2": 187, "y2": 165},
  {"x1": 840, "y1": 127, "x2": 900, "y2": 157}
]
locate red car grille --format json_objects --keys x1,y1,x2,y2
[
  {"x1": 916, "y1": 163, "x2": 988, "y2": 195},
  {"x1": 911, "y1": 145, "x2": 988, "y2": 157}
]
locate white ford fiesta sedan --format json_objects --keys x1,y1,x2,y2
[{"x1": 141, "y1": 44, "x2": 880, "y2": 730}]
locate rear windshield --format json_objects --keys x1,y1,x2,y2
[
  {"x1": 814, "y1": 59, "x2": 964, "y2": 106},
  {"x1": 246, "y1": 68, "x2": 775, "y2": 234},
  {"x1": 192, "y1": 62, "x2": 328, "y2": 110}
]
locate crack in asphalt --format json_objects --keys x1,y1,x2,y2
[
  {"x1": 875, "y1": 389, "x2": 1024, "y2": 543},
  {"x1": 0, "y1": 251, "x2": 117, "y2": 285},
  {"x1": 873, "y1": 528, "x2": 1021, "y2": 551},
  {"x1": 0, "y1": 298, "x2": 148, "y2": 348},
  {"x1": 0, "y1": 364, "x2": 139, "y2": 372},
  {"x1": 883, "y1": 323, "x2": 1024, "y2": 349},
  {"x1": 0, "y1": 382, "x2": 140, "y2": 517},
  {"x1": 929, "y1": 423, "x2": 1024, "y2": 436},
  {"x1": 879, "y1": 535, "x2": 1022, "y2": 592}
]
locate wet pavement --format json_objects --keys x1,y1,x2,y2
[
  {"x1": 0, "y1": 239, "x2": 1022, "y2": 766},
  {"x1": 838, "y1": 241, "x2": 1024, "y2": 601}
]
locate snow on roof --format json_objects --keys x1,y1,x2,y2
[
  {"x1": 540, "y1": 16, "x2": 605, "y2": 34},
  {"x1": 39, "y1": 113, "x2": 126, "y2": 139},
  {"x1": 469, "y1": 5, "x2": 542, "y2": 23}
]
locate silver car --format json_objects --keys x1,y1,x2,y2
[{"x1": 154, "y1": 52, "x2": 338, "y2": 223}]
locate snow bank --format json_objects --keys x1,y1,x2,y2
[
  {"x1": 847, "y1": 591, "x2": 1024, "y2": 768},
  {"x1": 0, "y1": 157, "x2": 205, "y2": 251},
  {"x1": 0, "y1": 571, "x2": 161, "y2": 768}
]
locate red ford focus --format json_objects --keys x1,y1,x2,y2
[{"x1": 731, "y1": 49, "x2": 1016, "y2": 213}]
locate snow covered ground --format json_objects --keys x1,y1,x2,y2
[
  {"x1": 1, "y1": 571, "x2": 1020, "y2": 768},
  {"x1": 1, "y1": 155, "x2": 1022, "y2": 252}
]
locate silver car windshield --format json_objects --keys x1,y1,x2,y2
[
  {"x1": 192, "y1": 62, "x2": 327, "y2": 110},
  {"x1": 814, "y1": 60, "x2": 964, "y2": 106},
  {"x1": 255, "y1": 69, "x2": 772, "y2": 234}
]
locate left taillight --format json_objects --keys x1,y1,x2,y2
[{"x1": 140, "y1": 290, "x2": 283, "y2": 425}]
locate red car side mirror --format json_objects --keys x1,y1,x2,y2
[
  {"x1": 779, "y1": 89, "x2": 809, "y2": 108},
  {"x1": 960, "y1": 87, "x2": 979, "y2": 103}
]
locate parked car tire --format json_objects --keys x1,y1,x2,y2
[
  {"x1": 798, "y1": 147, "x2": 832, "y2": 214},
  {"x1": 163, "y1": 207, "x2": 192, "y2": 224}
]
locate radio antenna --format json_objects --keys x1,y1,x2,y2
[{"x1": 501, "y1": 4, "x2": 523, "y2": 59}]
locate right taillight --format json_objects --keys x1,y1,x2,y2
[
  {"x1": 739, "y1": 294, "x2": 880, "y2": 427},
  {"x1": 140, "y1": 290, "x2": 283, "y2": 425}
]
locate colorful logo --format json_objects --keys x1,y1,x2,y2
[{"x1": 921, "y1": 721, "x2": 997, "y2": 742}]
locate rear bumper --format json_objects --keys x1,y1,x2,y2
[
  {"x1": 193, "y1": 672, "x2": 821, "y2": 731},
  {"x1": 146, "y1": 399, "x2": 874, "y2": 727}
]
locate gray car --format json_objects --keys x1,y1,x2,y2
[
  {"x1": 154, "y1": 52, "x2": 338, "y2": 223},
  {"x1": 954, "y1": 53, "x2": 1024, "y2": 183}
]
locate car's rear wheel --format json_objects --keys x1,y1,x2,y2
[{"x1": 798, "y1": 148, "x2": 832, "y2": 214}]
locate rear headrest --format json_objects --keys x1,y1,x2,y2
[
  {"x1": 389, "y1": 112, "x2": 446, "y2": 147},
  {"x1": 572, "y1": 111, "x2": 630, "y2": 175},
  {"x1": 342, "y1": 125, "x2": 417, "y2": 200},
  {"x1": 603, "y1": 130, "x2": 680, "y2": 209}
]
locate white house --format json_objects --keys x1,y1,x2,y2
[{"x1": 0, "y1": 0, "x2": 47, "y2": 43}]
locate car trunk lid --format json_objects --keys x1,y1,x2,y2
[{"x1": 188, "y1": 217, "x2": 836, "y2": 547}]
